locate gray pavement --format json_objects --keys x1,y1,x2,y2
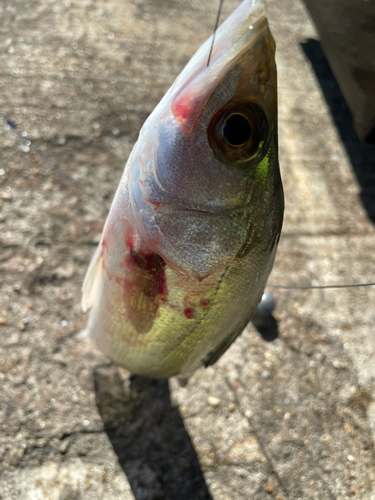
[{"x1": 0, "y1": 0, "x2": 375, "y2": 498}]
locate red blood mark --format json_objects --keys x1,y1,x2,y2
[
  {"x1": 199, "y1": 298, "x2": 211, "y2": 309},
  {"x1": 101, "y1": 239, "x2": 107, "y2": 270},
  {"x1": 125, "y1": 232, "x2": 137, "y2": 252},
  {"x1": 140, "y1": 179, "x2": 145, "y2": 186},
  {"x1": 172, "y1": 98, "x2": 195, "y2": 125},
  {"x1": 171, "y1": 89, "x2": 207, "y2": 136},
  {"x1": 184, "y1": 308, "x2": 196, "y2": 319},
  {"x1": 123, "y1": 237, "x2": 168, "y2": 333},
  {"x1": 148, "y1": 198, "x2": 161, "y2": 210}
]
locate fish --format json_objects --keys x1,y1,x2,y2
[{"x1": 81, "y1": 0, "x2": 284, "y2": 381}]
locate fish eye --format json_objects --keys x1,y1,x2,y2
[
  {"x1": 209, "y1": 103, "x2": 268, "y2": 163},
  {"x1": 223, "y1": 113, "x2": 252, "y2": 147}
]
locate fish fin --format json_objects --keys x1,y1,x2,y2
[
  {"x1": 177, "y1": 375, "x2": 190, "y2": 387},
  {"x1": 81, "y1": 240, "x2": 104, "y2": 312},
  {"x1": 203, "y1": 328, "x2": 243, "y2": 367}
]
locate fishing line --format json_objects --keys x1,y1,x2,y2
[
  {"x1": 269, "y1": 282, "x2": 375, "y2": 290},
  {"x1": 2, "y1": 115, "x2": 375, "y2": 291},
  {"x1": 0, "y1": 114, "x2": 109, "y2": 212},
  {"x1": 207, "y1": 0, "x2": 225, "y2": 67}
]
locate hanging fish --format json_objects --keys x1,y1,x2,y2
[{"x1": 81, "y1": 0, "x2": 284, "y2": 381}]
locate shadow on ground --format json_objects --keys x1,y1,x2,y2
[
  {"x1": 94, "y1": 366, "x2": 213, "y2": 500},
  {"x1": 301, "y1": 39, "x2": 375, "y2": 224},
  {"x1": 251, "y1": 313, "x2": 279, "y2": 342}
]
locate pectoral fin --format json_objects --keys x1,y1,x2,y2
[
  {"x1": 81, "y1": 240, "x2": 104, "y2": 312},
  {"x1": 203, "y1": 328, "x2": 243, "y2": 367}
]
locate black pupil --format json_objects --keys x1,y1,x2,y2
[{"x1": 223, "y1": 114, "x2": 252, "y2": 146}]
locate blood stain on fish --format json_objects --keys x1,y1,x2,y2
[
  {"x1": 199, "y1": 298, "x2": 211, "y2": 309},
  {"x1": 184, "y1": 307, "x2": 196, "y2": 319},
  {"x1": 148, "y1": 198, "x2": 161, "y2": 210},
  {"x1": 123, "y1": 237, "x2": 168, "y2": 333}
]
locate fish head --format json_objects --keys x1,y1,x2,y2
[{"x1": 126, "y1": 0, "x2": 283, "y2": 280}]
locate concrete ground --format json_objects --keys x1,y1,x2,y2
[{"x1": 1, "y1": 0, "x2": 375, "y2": 498}]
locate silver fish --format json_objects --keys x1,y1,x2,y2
[{"x1": 82, "y1": 0, "x2": 284, "y2": 381}]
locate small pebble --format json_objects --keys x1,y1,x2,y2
[
  {"x1": 60, "y1": 439, "x2": 70, "y2": 454},
  {"x1": 54, "y1": 357, "x2": 67, "y2": 367},
  {"x1": 266, "y1": 482, "x2": 274, "y2": 493},
  {"x1": 1, "y1": 192, "x2": 12, "y2": 201},
  {"x1": 282, "y1": 445, "x2": 292, "y2": 457},
  {"x1": 333, "y1": 360, "x2": 348, "y2": 370},
  {"x1": 0, "y1": 317, "x2": 7, "y2": 326},
  {"x1": 207, "y1": 396, "x2": 221, "y2": 408},
  {"x1": 262, "y1": 370, "x2": 271, "y2": 379},
  {"x1": 19, "y1": 318, "x2": 29, "y2": 330},
  {"x1": 228, "y1": 402, "x2": 235, "y2": 412},
  {"x1": 347, "y1": 454, "x2": 355, "y2": 462},
  {"x1": 230, "y1": 380, "x2": 240, "y2": 391}
]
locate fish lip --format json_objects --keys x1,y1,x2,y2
[{"x1": 171, "y1": 0, "x2": 268, "y2": 90}]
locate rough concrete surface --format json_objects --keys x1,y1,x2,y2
[{"x1": 1, "y1": 0, "x2": 375, "y2": 499}]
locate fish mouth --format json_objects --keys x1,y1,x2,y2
[
  {"x1": 171, "y1": 4, "x2": 270, "y2": 136},
  {"x1": 171, "y1": 0, "x2": 268, "y2": 94}
]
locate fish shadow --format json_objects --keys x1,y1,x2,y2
[
  {"x1": 300, "y1": 39, "x2": 375, "y2": 224},
  {"x1": 251, "y1": 312, "x2": 279, "y2": 343},
  {"x1": 94, "y1": 366, "x2": 213, "y2": 500}
]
